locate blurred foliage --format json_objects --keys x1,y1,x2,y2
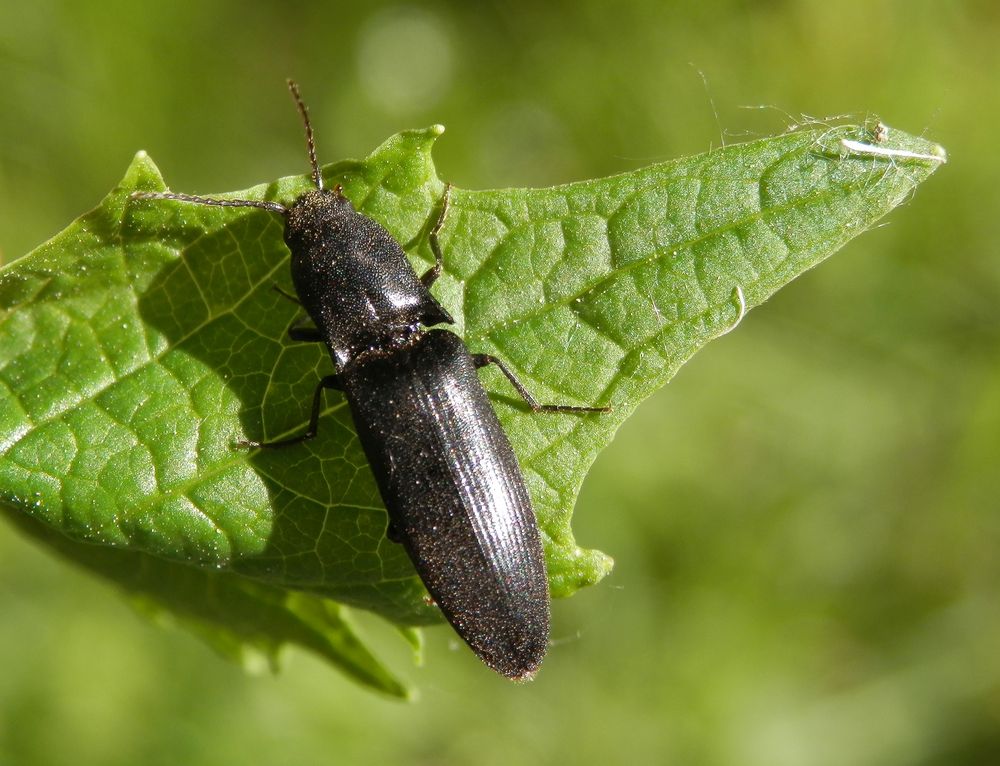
[{"x1": 0, "y1": 0, "x2": 996, "y2": 764}]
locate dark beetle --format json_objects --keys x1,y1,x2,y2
[{"x1": 133, "y1": 81, "x2": 607, "y2": 680}]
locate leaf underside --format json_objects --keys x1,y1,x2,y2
[{"x1": 0, "y1": 121, "x2": 944, "y2": 695}]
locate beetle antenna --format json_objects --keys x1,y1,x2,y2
[
  {"x1": 287, "y1": 79, "x2": 323, "y2": 191},
  {"x1": 130, "y1": 190, "x2": 286, "y2": 214}
]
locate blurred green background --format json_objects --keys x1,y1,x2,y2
[{"x1": 1, "y1": 1, "x2": 997, "y2": 763}]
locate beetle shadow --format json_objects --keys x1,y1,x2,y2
[{"x1": 125, "y1": 194, "x2": 435, "y2": 627}]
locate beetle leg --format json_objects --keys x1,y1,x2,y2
[
  {"x1": 421, "y1": 183, "x2": 452, "y2": 288},
  {"x1": 272, "y1": 283, "x2": 302, "y2": 305},
  {"x1": 472, "y1": 354, "x2": 611, "y2": 414},
  {"x1": 236, "y1": 374, "x2": 342, "y2": 449},
  {"x1": 272, "y1": 285, "x2": 324, "y2": 342},
  {"x1": 287, "y1": 322, "x2": 323, "y2": 343},
  {"x1": 386, "y1": 520, "x2": 404, "y2": 544}
]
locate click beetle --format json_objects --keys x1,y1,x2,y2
[{"x1": 133, "y1": 81, "x2": 608, "y2": 680}]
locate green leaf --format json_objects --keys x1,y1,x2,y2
[{"x1": 0, "y1": 121, "x2": 944, "y2": 690}]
